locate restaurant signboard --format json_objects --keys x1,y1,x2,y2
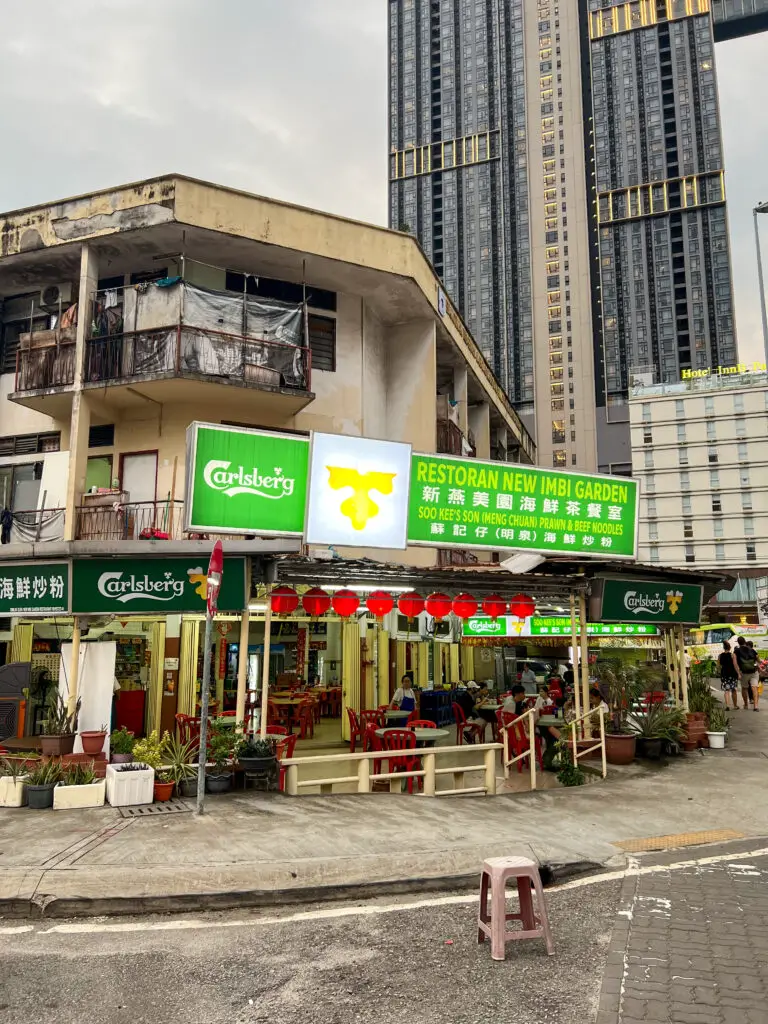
[
  {"x1": 407, "y1": 453, "x2": 638, "y2": 558},
  {"x1": 72, "y1": 558, "x2": 247, "y2": 614},
  {"x1": 0, "y1": 562, "x2": 69, "y2": 615},
  {"x1": 599, "y1": 578, "x2": 703, "y2": 625},
  {"x1": 185, "y1": 422, "x2": 309, "y2": 536},
  {"x1": 463, "y1": 616, "x2": 659, "y2": 638}
]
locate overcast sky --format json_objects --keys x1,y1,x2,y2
[{"x1": 0, "y1": 1, "x2": 764, "y2": 364}]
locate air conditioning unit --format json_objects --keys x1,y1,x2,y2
[{"x1": 40, "y1": 283, "x2": 73, "y2": 310}]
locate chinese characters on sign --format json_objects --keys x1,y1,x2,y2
[
  {"x1": 0, "y1": 563, "x2": 69, "y2": 614},
  {"x1": 462, "y1": 616, "x2": 660, "y2": 638},
  {"x1": 408, "y1": 454, "x2": 638, "y2": 558}
]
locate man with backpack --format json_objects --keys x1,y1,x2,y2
[{"x1": 735, "y1": 636, "x2": 760, "y2": 711}]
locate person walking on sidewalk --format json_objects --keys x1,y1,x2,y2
[
  {"x1": 735, "y1": 636, "x2": 761, "y2": 711},
  {"x1": 719, "y1": 641, "x2": 740, "y2": 709}
]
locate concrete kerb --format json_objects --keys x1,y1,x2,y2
[{"x1": 0, "y1": 857, "x2": 611, "y2": 920}]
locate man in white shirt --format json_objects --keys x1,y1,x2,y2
[{"x1": 520, "y1": 663, "x2": 537, "y2": 692}]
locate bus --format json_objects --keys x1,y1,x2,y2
[{"x1": 689, "y1": 623, "x2": 768, "y2": 662}]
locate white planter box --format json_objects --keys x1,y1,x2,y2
[
  {"x1": 0, "y1": 776, "x2": 28, "y2": 807},
  {"x1": 53, "y1": 778, "x2": 106, "y2": 810},
  {"x1": 106, "y1": 762, "x2": 154, "y2": 807},
  {"x1": 706, "y1": 731, "x2": 727, "y2": 749}
]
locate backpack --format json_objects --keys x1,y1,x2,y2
[{"x1": 736, "y1": 645, "x2": 758, "y2": 673}]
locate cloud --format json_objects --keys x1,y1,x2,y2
[{"x1": 0, "y1": 2, "x2": 764, "y2": 365}]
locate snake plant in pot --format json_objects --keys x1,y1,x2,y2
[
  {"x1": 205, "y1": 720, "x2": 234, "y2": 794},
  {"x1": 40, "y1": 693, "x2": 80, "y2": 757},
  {"x1": 236, "y1": 736, "x2": 277, "y2": 773},
  {"x1": 628, "y1": 705, "x2": 686, "y2": 760},
  {"x1": 706, "y1": 706, "x2": 730, "y2": 749},
  {"x1": 164, "y1": 736, "x2": 198, "y2": 798}
]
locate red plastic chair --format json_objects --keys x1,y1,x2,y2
[
  {"x1": 265, "y1": 725, "x2": 288, "y2": 737},
  {"x1": 360, "y1": 709, "x2": 385, "y2": 731},
  {"x1": 362, "y1": 724, "x2": 384, "y2": 775},
  {"x1": 347, "y1": 707, "x2": 363, "y2": 753},
  {"x1": 408, "y1": 720, "x2": 437, "y2": 729},
  {"x1": 296, "y1": 699, "x2": 315, "y2": 739},
  {"x1": 382, "y1": 729, "x2": 420, "y2": 793},
  {"x1": 502, "y1": 712, "x2": 544, "y2": 774},
  {"x1": 276, "y1": 733, "x2": 298, "y2": 792},
  {"x1": 452, "y1": 702, "x2": 486, "y2": 745}
]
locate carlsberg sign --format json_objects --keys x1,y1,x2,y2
[
  {"x1": 600, "y1": 578, "x2": 703, "y2": 625},
  {"x1": 186, "y1": 423, "x2": 309, "y2": 536}
]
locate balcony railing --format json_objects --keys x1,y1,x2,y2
[
  {"x1": 15, "y1": 343, "x2": 76, "y2": 392},
  {"x1": 75, "y1": 500, "x2": 187, "y2": 541},
  {"x1": 84, "y1": 326, "x2": 311, "y2": 392}
]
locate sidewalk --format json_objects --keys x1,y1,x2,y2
[{"x1": 1, "y1": 708, "x2": 765, "y2": 918}]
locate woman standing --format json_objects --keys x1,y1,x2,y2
[{"x1": 719, "y1": 641, "x2": 740, "y2": 709}]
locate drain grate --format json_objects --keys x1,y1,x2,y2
[
  {"x1": 119, "y1": 798, "x2": 192, "y2": 819},
  {"x1": 613, "y1": 828, "x2": 745, "y2": 853}
]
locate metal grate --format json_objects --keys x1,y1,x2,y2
[
  {"x1": 119, "y1": 798, "x2": 192, "y2": 818},
  {"x1": 613, "y1": 829, "x2": 745, "y2": 853}
]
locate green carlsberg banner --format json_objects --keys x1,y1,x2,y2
[
  {"x1": 185, "y1": 422, "x2": 309, "y2": 536},
  {"x1": 407, "y1": 454, "x2": 638, "y2": 558},
  {"x1": 600, "y1": 578, "x2": 703, "y2": 624}
]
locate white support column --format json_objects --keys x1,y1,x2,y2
[{"x1": 235, "y1": 608, "x2": 250, "y2": 735}]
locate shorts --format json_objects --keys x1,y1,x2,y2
[
  {"x1": 721, "y1": 677, "x2": 738, "y2": 692},
  {"x1": 742, "y1": 672, "x2": 759, "y2": 692}
]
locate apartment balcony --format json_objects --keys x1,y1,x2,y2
[{"x1": 436, "y1": 418, "x2": 475, "y2": 457}]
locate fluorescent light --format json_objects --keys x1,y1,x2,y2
[
  {"x1": 500, "y1": 552, "x2": 546, "y2": 574},
  {"x1": 248, "y1": 603, "x2": 267, "y2": 612}
]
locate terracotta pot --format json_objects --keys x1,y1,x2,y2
[
  {"x1": 153, "y1": 780, "x2": 174, "y2": 803},
  {"x1": 605, "y1": 732, "x2": 636, "y2": 765},
  {"x1": 80, "y1": 731, "x2": 106, "y2": 756},
  {"x1": 684, "y1": 712, "x2": 708, "y2": 749},
  {"x1": 40, "y1": 734, "x2": 76, "y2": 757}
]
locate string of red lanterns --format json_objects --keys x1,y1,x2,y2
[{"x1": 268, "y1": 586, "x2": 535, "y2": 621}]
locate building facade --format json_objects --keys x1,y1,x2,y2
[
  {"x1": 629, "y1": 370, "x2": 768, "y2": 572},
  {"x1": 388, "y1": 0, "x2": 765, "y2": 474}
]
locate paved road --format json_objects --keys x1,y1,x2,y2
[{"x1": 1, "y1": 878, "x2": 621, "y2": 1024}]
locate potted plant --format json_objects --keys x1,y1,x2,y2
[
  {"x1": 106, "y1": 761, "x2": 155, "y2": 807},
  {"x1": 205, "y1": 721, "x2": 234, "y2": 794},
  {"x1": 163, "y1": 735, "x2": 198, "y2": 798},
  {"x1": 40, "y1": 693, "x2": 80, "y2": 757},
  {"x1": 706, "y1": 706, "x2": 730, "y2": 749},
  {"x1": 236, "y1": 736, "x2": 277, "y2": 773},
  {"x1": 602, "y1": 667, "x2": 640, "y2": 765},
  {"x1": 109, "y1": 727, "x2": 135, "y2": 764},
  {"x1": 80, "y1": 723, "x2": 108, "y2": 757},
  {"x1": 53, "y1": 762, "x2": 106, "y2": 809},
  {"x1": 684, "y1": 672, "x2": 719, "y2": 749},
  {"x1": 554, "y1": 739, "x2": 586, "y2": 787},
  {"x1": 0, "y1": 756, "x2": 29, "y2": 808},
  {"x1": 133, "y1": 730, "x2": 174, "y2": 802},
  {"x1": 628, "y1": 705, "x2": 686, "y2": 760},
  {"x1": 26, "y1": 761, "x2": 63, "y2": 809}
]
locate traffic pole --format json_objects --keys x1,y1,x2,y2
[{"x1": 195, "y1": 541, "x2": 223, "y2": 817}]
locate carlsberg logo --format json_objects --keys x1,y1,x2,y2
[
  {"x1": 203, "y1": 460, "x2": 295, "y2": 500},
  {"x1": 98, "y1": 571, "x2": 185, "y2": 604},
  {"x1": 623, "y1": 591, "x2": 666, "y2": 616},
  {"x1": 468, "y1": 618, "x2": 503, "y2": 634}
]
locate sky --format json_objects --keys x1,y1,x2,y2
[{"x1": 0, "y1": 0, "x2": 764, "y2": 364}]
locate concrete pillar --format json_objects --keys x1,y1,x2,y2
[
  {"x1": 468, "y1": 402, "x2": 491, "y2": 459},
  {"x1": 452, "y1": 365, "x2": 469, "y2": 435},
  {"x1": 64, "y1": 245, "x2": 98, "y2": 541},
  {"x1": 385, "y1": 319, "x2": 436, "y2": 451}
]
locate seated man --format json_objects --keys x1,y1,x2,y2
[
  {"x1": 455, "y1": 681, "x2": 487, "y2": 742},
  {"x1": 503, "y1": 684, "x2": 528, "y2": 716}
]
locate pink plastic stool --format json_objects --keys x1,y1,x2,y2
[{"x1": 477, "y1": 856, "x2": 555, "y2": 960}]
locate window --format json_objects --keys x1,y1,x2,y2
[
  {"x1": 714, "y1": 518, "x2": 724, "y2": 538},
  {"x1": 649, "y1": 521, "x2": 658, "y2": 540},
  {"x1": 710, "y1": 469, "x2": 720, "y2": 488},
  {"x1": 647, "y1": 498, "x2": 657, "y2": 517},
  {"x1": 705, "y1": 396, "x2": 715, "y2": 415},
  {"x1": 734, "y1": 393, "x2": 745, "y2": 413},
  {"x1": 308, "y1": 315, "x2": 336, "y2": 372},
  {"x1": 735, "y1": 417, "x2": 747, "y2": 439},
  {"x1": 677, "y1": 423, "x2": 686, "y2": 442},
  {"x1": 746, "y1": 543, "x2": 757, "y2": 562},
  {"x1": 641, "y1": 403, "x2": 651, "y2": 423},
  {"x1": 738, "y1": 442, "x2": 748, "y2": 462},
  {"x1": 225, "y1": 271, "x2": 337, "y2": 311},
  {"x1": 643, "y1": 428, "x2": 652, "y2": 444},
  {"x1": 646, "y1": 473, "x2": 656, "y2": 492},
  {"x1": 679, "y1": 447, "x2": 688, "y2": 466},
  {"x1": 742, "y1": 491, "x2": 753, "y2": 511},
  {"x1": 552, "y1": 419, "x2": 565, "y2": 443},
  {"x1": 552, "y1": 449, "x2": 566, "y2": 467},
  {"x1": 0, "y1": 432, "x2": 60, "y2": 457},
  {"x1": 649, "y1": 545, "x2": 659, "y2": 563},
  {"x1": 744, "y1": 517, "x2": 755, "y2": 536},
  {"x1": 708, "y1": 447, "x2": 718, "y2": 464},
  {"x1": 712, "y1": 493, "x2": 722, "y2": 513},
  {"x1": 88, "y1": 424, "x2": 115, "y2": 449},
  {"x1": 740, "y1": 468, "x2": 750, "y2": 487},
  {"x1": 682, "y1": 495, "x2": 692, "y2": 514},
  {"x1": 715, "y1": 543, "x2": 725, "y2": 562},
  {"x1": 706, "y1": 420, "x2": 716, "y2": 441},
  {"x1": 675, "y1": 400, "x2": 685, "y2": 418},
  {"x1": 644, "y1": 450, "x2": 654, "y2": 469},
  {"x1": 680, "y1": 471, "x2": 690, "y2": 490},
  {"x1": 0, "y1": 462, "x2": 42, "y2": 512},
  {"x1": 685, "y1": 544, "x2": 695, "y2": 564},
  {"x1": 683, "y1": 520, "x2": 693, "y2": 539}
]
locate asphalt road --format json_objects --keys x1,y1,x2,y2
[{"x1": 0, "y1": 880, "x2": 621, "y2": 1024}]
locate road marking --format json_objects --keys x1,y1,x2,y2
[{"x1": 3, "y1": 844, "x2": 767, "y2": 939}]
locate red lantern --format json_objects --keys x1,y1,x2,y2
[
  {"x1": 451, "y1": 592, "x2": 478, "y2": 619},
  {"x1": 270, "y1": 585, "x2": 299, "y2": 615},
  {"x1": 509, "y1": 593, "x2": 536, "y2": 619},
  {"x1": 481, "y1": 594, "x2": 507, "y2": 621},
  {"x1": 398, "y1": 591, "x2": 424, "y2": 619},
  {"x1": 302, "y1": 587, "x2": 331, "y2": 617},
  {"x1": 367, "y1": 590, "x2": 394, "y2": 618},
  {"x1": 331, "y1": 588, "x2": 359, "y2": 618},
  {"x1": 425, "y1": 592, "x2": 452, "y2": 621}
]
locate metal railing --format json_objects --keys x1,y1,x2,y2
[
  {"x1": 501, "y1": 708, "x2": 539, "y2": 790},
  {"x1": 75, "y1": 500, "x2": 186, "y2": 541},
  {"x1": 15, "y1": 344, "x2": 76, "y2": 391},
  {"x1": 84, "y1": 325, "x2": 311, "y2": 391},
  {"x1": 500, "y1": 707, "x2": 608, "y2": 790},
  {"x1": 282, "y1": 743, "x2": 502, "y2": 798},
  {"x1": 563, "y1": 707, "x2": 607, "y2": 779}
]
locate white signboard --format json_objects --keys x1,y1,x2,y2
[
  {"x1": 757, "y1": 577, "x2": 768, "y2": 628},
  {"x1": 304, "y1": 432, "x2": 412, "y2": 549}
]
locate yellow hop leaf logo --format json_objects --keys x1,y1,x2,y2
[
  {"x1": 326, "y1": 467, "x2": 397, "y2": 531},
  {"x1": 666, "y1": 590, "x2": 683, "y2": 615}
]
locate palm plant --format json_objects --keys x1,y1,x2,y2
[{"x1": 628, "y1": 704, "x2": 686, "y2": 743}]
